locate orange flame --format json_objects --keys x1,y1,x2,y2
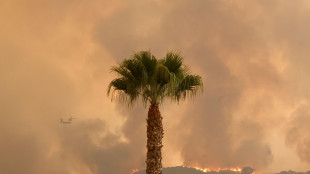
[
  {"x1": 183, "y1": 165, "x2": 242, "y2": 173},
  {"x1": 131, "y1": 168, "x2": 140, "y2": 174},
  {"x1": 193, "y1": 166, "x2": 211, "y2": 172},
  {"x1": 219, "y1": 167, "x2": 242, "y2": 172}
]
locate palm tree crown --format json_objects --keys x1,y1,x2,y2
[
  {"x1": 107, "y1": 50, "x2": 203, "y2": 105},
  {"x1": 108, "y1": 50, "x2": 203, "y2": 174}
]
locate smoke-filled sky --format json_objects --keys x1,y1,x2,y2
[{"x1": 1, "y1": 0, "x2": 310, "y2": 173}]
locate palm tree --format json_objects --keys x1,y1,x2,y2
[{"x1": 107, "y1": 50, "x2": 203, "y2": 174}]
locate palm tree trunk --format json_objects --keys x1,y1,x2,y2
[{"x1": 146, "y1": 103, "x2": 163, "y2": 174}]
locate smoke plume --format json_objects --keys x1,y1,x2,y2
[{"x1": 1, "y1": 0, "x2": 310, "y2": 173}]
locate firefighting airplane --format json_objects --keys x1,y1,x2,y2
[{"x1": 60, "y1": 117, "x2": 75, "y2": 124}]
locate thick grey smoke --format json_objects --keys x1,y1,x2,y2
[{"x1": 1, "y1": 0, "x2": 310, "y2": 174}]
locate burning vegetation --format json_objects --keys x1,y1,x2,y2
[
  {"x1": 132, "y1": 166, "x2": 310, "y2": 174},
  {"x1": 132, "y1": 166, "x2": 254, "y2": 174}
]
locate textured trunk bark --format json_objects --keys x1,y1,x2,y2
[{"x1": 146, "y1": 103, "x2": 163, "y2": 174}]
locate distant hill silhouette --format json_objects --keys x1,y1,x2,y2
[{"x1": 275, "y1": 170, "x2": 310, "y2": 174}]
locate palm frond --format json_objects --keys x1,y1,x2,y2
[
  {"x1": 162, "y1": 51, "x2": 185, "y2": 74},
  {"x1": 133, "y1": 51, "x2": 157, "y2": 79},
  {"x1": 107, "y1": 76, "x2": 140, "y2": 105},
  {"x1": 173, "y1": 74, "x2": 203, "y2": 102},
  {"x1": 155, "y1": 64, "x2": 170, "y2": 85}
]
